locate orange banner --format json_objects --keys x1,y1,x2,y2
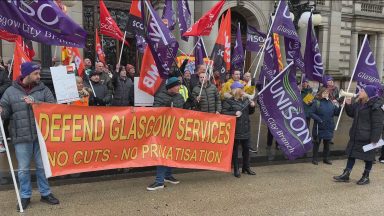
[{"x1": 33, "y1": 104, "x2": 236, "y2": 177}]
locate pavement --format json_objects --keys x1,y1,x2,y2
[{"x1": 0, "y1": 159, "x2": 383, "y2": 216}]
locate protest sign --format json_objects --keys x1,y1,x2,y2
[
  {"x1": 33, "y1": 104, "x2": 236, "y2": 177},
  {"x1": 50, "y1": 64, "x2": 80, "y2": 104}
]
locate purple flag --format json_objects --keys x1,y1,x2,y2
[
  {"x1": 194, "y1": 37, "x2": 207, "y2": 69},
  {"x1": 142, "y1": 0, "x2": 179, "y2": 79},
  {"x1": 284, "y1": 37, "x2": 305, "y2": 72},
  {"x1": 271, "y1": 0, "x2": 299, "y2": 41},
  {"x1": 0, "y1": 0, "x2": 86, "y2": 47},
  {"x1": 125, "y1": 0, "x2": 146, "y2": 53},
  {"x1": 353, "y1": 34, "x2": 381, "y2": 92},
  {"x1": 246, "y1": 25, "x2": 266, "y2": 52},
  {"x1": 231, "y1": 23, "x2": 245, "y2": 73},
  {"x1": 304, "y1": 14, "x2": 323, "y2": 83},
  {"x1": 177, "y1": 0, "x2": 191, "y2": 42},
  {"x1": 258, "y1": 62, "x2": 313, "y2": 160},
  {"x1": 259, "y1": 32, "x2": 279, "y2": 83},
  {"x1": 162, "y1": 0, "x2": 175, "y2": 30}
]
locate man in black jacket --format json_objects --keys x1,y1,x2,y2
[
  {"x1": 147, "y1": 77, "x2": 184, "y2": 191},
  {"x1": 0, "y1": 65, "x2": 11, "y2": 153},
  {"x1": 86, "y1": 70, "x2": 112, "y2": 106}
]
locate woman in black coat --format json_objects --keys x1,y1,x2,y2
[
  {"x1": 222, "y1": 82, "x2": 256, "y2": 178},
  {"x1": 334, "y1": 85, "x2": 384, "y2": 185},
  {"x1": 310, "y1": 87, "x2": 341, "y2": 165}
]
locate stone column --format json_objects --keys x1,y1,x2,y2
[
  {"x1": 349, "y1": 31, "x2": 358, "y2": 73},
  {"x1": 318, "y1": 25, "x2": 329, "y2": 70},
  {"x1": 377, "y1": 32, "x2": 384, "y2": 80}
]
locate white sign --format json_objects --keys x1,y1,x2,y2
[
  {"x1": 50, "y1": 64, "x2": 80, "y2": 104},
  {"x1": 134, "y1": 77, "x2": 154, "y2": 106},
  {"x1": 363, "y1": 139, "x2": 384, "y2": 152}
]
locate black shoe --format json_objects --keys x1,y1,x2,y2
[
  {"x1": 312, "y1": 160, "x2": 318, "y2": 165},
  {"x1": 234, "y1": 168, "x2": 241, "y2": 178},
  {"x1": 242, "y1": 167, "x2": 256, "y2": 175},
  {"x1": 356, "y1": 171, "x2": 370, "y2": 185},
  {"x1": 40, "y1": 194, "x2": 59, "y2": 205},
  {"x1": 164, "y1": 176, "x2": 180, "y2": 184},
  {"x1": 323, "y1": 159, "x2": 332, "y2": 165},
  {"x1": 146, "y1": 182, "x2": 164, "y2": 191},
  {"x1": 249, "y1": 147, "x2": 258, "y2": 153},
  {"x1": 16, "y1": 198, "x2": 30, "y2": 211},
  {"x1": 333, "y1": 169, "x2": 351, "y2": 182}
]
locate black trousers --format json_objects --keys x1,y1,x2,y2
[
  {"x1": 232, "y1": 139, "x2": 250, "y2": 169},
  {"x1": 379, "y1": 146, "x2": 384, "y2": 161},
  {"x1": 313, "y1": 139, "x2": 330, "y2": 161},
  {"x1": 267, "y1": 129, "x2": 278, "y2": 148}
]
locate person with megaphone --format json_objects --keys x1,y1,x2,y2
[
  {"x1": 334, "y1": 85, "x2": 384, "y2": 185},
  {"x1": 309, "y1": 87, "x2": 341, "y2": 165}
]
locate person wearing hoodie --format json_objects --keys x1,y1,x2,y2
[
  {"x1": 310, "y1": 87, "x2": 341, "y2": 165},
  {"x1": 333, "y1": 85, "x2": 384, "y2": 185}
]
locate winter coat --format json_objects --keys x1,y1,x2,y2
[
  {"x1": 222, "y1": 98, "x2": 255, "y2": 140},
  {"x1": 153, "y1": 87, "x2": 185, "y2": 109},
  {"x1": 111, "y1": 75, "x2": 134, "y2": 106},
  {"x1": 0, "y1": 81, "x2": 55, "y2": 145},
  {"x1": 310, "y1": 98, "x2": 341, "y2": 140},
  {"x1": 86, "y1": 81, "x2": 112, "y2": 106},
  {"x1": 301, "y1": 87, "x2": 313, "y2": 118},
  {"x1": 345, "y1": 97, "x2": 384, "y2": 161},
  {"x1": 192, "y1": 82, "x2": 221, "y2": 113},
  {"x1": 0, "y1": 68, "x2": 11, "y2": 98}
]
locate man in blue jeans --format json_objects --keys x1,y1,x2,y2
[
  {"x1": 147, "y1": 77, "x2": 185, "y2": 191},
  {"x1": 0, "y1": 62, "x2": 59, "y2": 211}
]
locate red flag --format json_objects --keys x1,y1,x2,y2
[
  {"x1": 70, "y1": 47, "x2": 85, "y2": 77},
  {"x1": 138, "y1": 46, "x2": 163, "y2": 96},
  {"x1": 12, "y1": 40, "x2": 31, "y2": 80},
  {"x1": 95, "y1": 28, "x2": 106, "y2": 64},
  {"x1": 0, "y1": 29, "x2": 18, "y2": 42},
  {"x1": 99, "y1": 0, "x2": 129, "y2": 45},
  {"x1": 183, "y1": 0, "x2": 225, "y2": 37},
  {"x1": 23, "y1": 39, "x2": 35, "y2": 59},
  {"x1": 129, "y1": 0, "x2": 142, "y2": 18}
]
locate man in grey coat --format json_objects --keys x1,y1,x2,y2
[
  {"x1": 192, "y1": 72, "x2": 221, "y2": 114},
  {"x1": 0, "y1": 62, "x2": 59, "y2": 211}
]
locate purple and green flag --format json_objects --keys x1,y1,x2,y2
[
  {"x1": 162, "y1": 0, "x2": 175, "y2": 30},
  {"x1": 353, "y1": 34, "x2": 381, "y2": 92},
  {"x1": 304, "y1": 14, "x2": 324, "y2": 83},
  {"x1": 177, "y1": 0, "x2": 191, "y2": 42},
  {"x1": 246, "y1": 25, "x2": 266, "y2": 52},
  {"x1": 0, "y1": 0, "x2": 86, "y2": 47},
  {"x1": 142, "y1": 0, "x2": 179, "y2": 78},
  {"x1": 231, "y1": 23, "x2": 245, "y2": 73},
  {"x1": 258, "y1": 62, "x2": 313, "y2": 160}
]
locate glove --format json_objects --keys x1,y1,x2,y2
[{"x1": 95, "y1": 97, "x2": 105, "y2": 105}]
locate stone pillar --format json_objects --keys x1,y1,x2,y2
[
  {"x1": 349, "y1": 31, "x2": 358, "y2": 73},
  {"x1": 318, "y1": 25, "x2": 329, "y2": 70},
  {"x1": 326, "y1": 12, "x2": 341, "y2": 74},
  {"x1": 377, "y1": 32, "x2": 384, "y2": 80}
]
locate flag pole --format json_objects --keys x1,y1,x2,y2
[
  {"x1": 8, "y1": 56, "x2": 14, "y2": 78},
  {"x1": 242, "y1": 50, "x2": 247, "y2": 75},
  {"x1": 0, "y1": 116, "x2": 23, "y2": 212},
  {"x1": 252, "y1": 0, "x2": 282, "y2": 80},
  {"x1": 249, "y1": 46, "x2": 263, "y2": 75},
  {"x1": 118, "y1": 31, "x2": 127, "y2": 66},
  {"x1": 334, "y1": 34, "x2": 367, "y2": 131}
]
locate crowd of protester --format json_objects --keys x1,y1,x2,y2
[{"x1": 1, "y1": 58, "x2": 384, "y2": 211}]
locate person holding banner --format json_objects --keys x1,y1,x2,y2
[
  {"x1": 310, "y1": 87, "x2": 341, "y2": 165},
  {"x1": 111, "y1": 66, "x2": 134, "y2": 106},
  {"x1": 222, "y1": 81, "x2": 256, "y2": 177},
  {"x1": 334, "y1": 85, "x2": 384, "y2": 185},
  {"x1": 0, "y1": 62, "x2": 59, "y2": 210},
  {"x1": 87, "y1": 70, "x2": 112, "y2": 106},
  {"x1": 147, "y1": 77, "x2": 185, "y2": 191},
  {"x1": 192, "y1": 72, "x2": 221, "y2": 114},
  {"x1": 71, "y1": 76, "x2": 91, "y2": 107}
]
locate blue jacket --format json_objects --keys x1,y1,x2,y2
[{"x1": 310, "y1": 98, "x2": 341, "y2": 140}]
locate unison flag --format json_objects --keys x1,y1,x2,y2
[
  {"x1": 13, "y1": 40, "x2": 31, "y2": 80},
  {"x1": 272, "y1": 0, "x2": 299, "y2": 41},
  {"x1": 231, "y1": 23, "x2": 244, "y2": 73},
  {"x1": 246, "y1": 25, "x2": 266, "y2": 52},
  {"x1": 284, "y1": 37, "x2": 305, "y2": 72},
  {"x1": 162, "y1": 0, "x2": 175, "y2": 30},
  {"x1": 210, "y1": 10, "x2": 231, "y2": 81},
  {"x1": 194, "y1": 37, "x2": 207, "y2": 69},
  {"x1": 353, "y1": 34, "x2": 381, "y2": 90},
  {"x1": 0, "y1": 0, "x2": 86, "y2": 47},
  {"x1": 259, "y1": 32, "x2": 279, "y2": 83},
  {"x1": 141, "y1": 0, "x2": 179, "y2": 79},
  {"x1": 303, "y1": 14, "x2": 323, "y2": 83},
  {"x1": 139, "y1": 46, "x2": 163, "y2": 96},
  {"x1": 183, "y1": 0, "x2": 225, "y2": 37},
  {"x1": 258, "y1": 62, "x2": 313, "y2": 160},
  {"x1": 177, "y1": 0, "x2": 191, "y2": 42},
  {"x1": 99, "y1": 0, "x2": 128, "y2": 45}
]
